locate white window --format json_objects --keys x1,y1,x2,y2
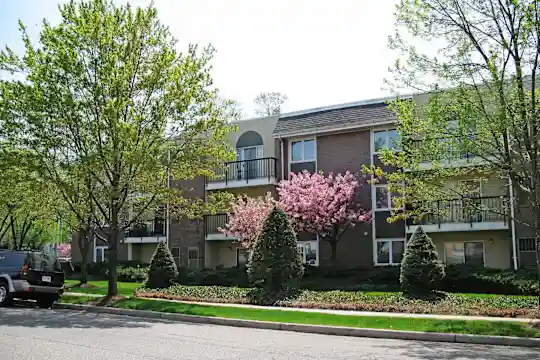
[
  {"x1": 291, "y1": 139, "x2": 316, "y2": 163},
  {"x1": 373, "y1": 184, "x2": 402, "y2": 211},
  {"x1": 375, "y1": 239, "x2": 405, "y2": 265},
  {"x1": 171, "y1": 247, "x2": 180, "y2": 267},
  {"x1": 187, "y1": 247, "x2": 199, "y2": 269},
  {"x1": 373, "y1": 129, "x2": 400, "y2": 153},
  {"x1": 236, "y1": 146, "x2": 263, "y2": 161},
  {"x1": 297, "y1": 238, "x2": 319, "y2": 266},
  {"x1": 445, "y1": 241, "x2": 484, "y2": 266},
  {"x1": 94, "y1": 246, "x2": 108, "y2": 263}
]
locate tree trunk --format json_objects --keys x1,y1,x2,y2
[
  {"x1": 77, "y1": 228, "x2": 91, "y2": 285},
  {"x1": 107, "y1": 228, "x2": 118, "y2": 297},
  {"x1": 329, "y1": 239, "x2": 338, "y2": 268},
  {"x1": 10, "y1": 213, "x2": 16, "y2": 250}
]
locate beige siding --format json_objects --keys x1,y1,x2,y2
[
  {"x1": 229, "y1": 116, "x2": 278, "y2": 158},
  {"x1": 441, "y1": 174, "x2": 507, "y2": 197},
  {"x1": 205, "y1": 241, "x2": 242, "y2": 268},
  {"x1": 427, "y1": 231, "x2": 511, "y2": 269}
]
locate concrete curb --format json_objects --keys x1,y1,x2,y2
[{"x1": 54, "y1": 303, "x2": 540, "y2": 348}]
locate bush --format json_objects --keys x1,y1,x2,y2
[
  {"x1": 117, "y1": 264, "x2": 147, "y2": 282},
  {"x1": 400, "y1": 226, "x2": 445, "y2": 296},
  {"x1": 145, "y1": 242, "x2": 179, "y2": 289},
  {"x1": 248, "y1": 207, "x2": 303, "y2": 302},
  {"x1": 176, "y1": 266, "x2": 249, "y2": 287},
  {"x1": 135, "y1": 284, "x2": 540, "y2": 318}
]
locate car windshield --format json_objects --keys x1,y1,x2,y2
[{"x1": 29, "y1": 252, "x2": 62, "y2": 272}]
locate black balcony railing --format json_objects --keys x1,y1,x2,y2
[
  {"x1": 206, "y1": 157, "x2": 277, "y2": 185},
  {"x1": 408, "y1": 135, "x2": 478, "y2": 162},
  {"x1": 204, "y1": 213, "x2": 229, "y2": 238},
  {"x1": 406, "y1": 196, "x2": 508, "y2": 228},
  {"x1": 125, "y1": 222, "x2": 166, "y2": 238}
]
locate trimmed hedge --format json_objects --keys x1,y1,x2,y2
[{"x1": 135, "y1": 284, "x2": 540, "y2": 318}]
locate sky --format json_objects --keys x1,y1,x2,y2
[{"x1": 0, "y1": 0, "x2": 401, "y2": 116}]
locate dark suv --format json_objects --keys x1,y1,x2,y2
[{"x1": 0, "y1": 249, "x2": 65, "y2": 308}]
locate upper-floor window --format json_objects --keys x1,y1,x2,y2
[
  {"x1": 373, "y1": 129, "x2": 400, "y2": 153},
  {"x1": 291, "y1": 139, "x2": 316, "y2": 162}
]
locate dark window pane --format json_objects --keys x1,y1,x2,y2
[
  {"x1": 464, "y1": 242, "x2": 484, "y2": 266},
  {"x1": 392, "y1": 241, "x2": 405, "y2": 263},
  {"x1": 377, "y1": 241, "x2": 390, "y2": 264},
  {"x1": 290, "y1": 161, "x2": 316, "y2": 174}
]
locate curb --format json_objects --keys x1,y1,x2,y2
[{"x1": 54, "y1": 303, "x2": 540, "y2": 348}]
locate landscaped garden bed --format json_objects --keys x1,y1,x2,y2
[{"x1": 134, "y1": 284, "x2": 540, "y2": 318}]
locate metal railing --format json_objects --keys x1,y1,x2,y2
[
  {"x1": 125, "y1": 222, "x2": 166, "y2": 238},
  {"x1": 204, "y1": 213, "x2": 229, "y2": 237},
  {"x1": 406, "y1": 196, "x2": 507, "y2": 228},
  {"x1": 206, "y1": 157, "x2": 277, "y2": 185},
  {"x1": 407, "y1": 135, "x2": 478, "y2": 162}
]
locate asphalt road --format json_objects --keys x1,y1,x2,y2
[{"x1": 1, "y1": 307, "x2": 540, "y2": 360}]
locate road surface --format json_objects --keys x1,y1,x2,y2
[{"x1": 1, "y1": 307, "x2": 539, "y2": 359}]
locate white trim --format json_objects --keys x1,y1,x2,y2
[
  {"x1": 508, "y1": 177, "x2": 518, "y2": 270},
  {"x1": 273, "y1": 119, "x2": 396, "y2": 139},
  {"x1": 124, "y1": 236, "x2": 166, "y2": 244},
  {"x1": 287, "y1": 136, "x2": 317, "y2": 176},
  {"x1": 406, "y1": 221, "x2": 509, "y2": 233},
  {"x1": 236, "y1": 145, "x2": 263, "y2": 161},
  {"x1": 92, "y1": 235, "x2": 97, "y2": 262},
  {"x1": 443, "y1": 240, "x2": 486, "y2": 266},
  {"x1": 94, "y1": 246, "x2": 108, "y2": 263},
  {"x1": 373, "y1": 184, "x2": 392, "y2": 211},
  {"x1": 374, "y1": 238, "x2": 406, "y2": 266},
  {"x1": 205, "y1": 177, "x2": 277, "y2": 190}
]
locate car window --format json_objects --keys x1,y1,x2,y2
[
  {"x1": 0, "y1": 252, "x2": 26, "y2": 267},
  {"x1": 29, "y1": 252, "x2": 62, "y2": 272}
]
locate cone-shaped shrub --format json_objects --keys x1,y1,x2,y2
[
  {"x1": 400, "y1": 226, "x2": 445, "y2": 296},
  {"x1": 145, "y1": 242, "x2": 179, "y2": 289},
  {"x1": 248, "y1": 207, "x2": 303, "y2": 302}
]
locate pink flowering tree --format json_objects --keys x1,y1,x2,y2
[
  {"x1": 220, "y1": 192, "x2": 275, "y2": 248},
  {"x1": 57, "y1": 243, "x2": 71, "y2": 258},
  {"x1": 278, "y1": 171, "x2": 371, "y2": 265}
]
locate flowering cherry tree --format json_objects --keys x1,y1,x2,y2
[
  {"x1": 220, "y1": 192, "x2": 275, "y2": 248},
  {"x1": 277, "y1": 171, "x2": 371, "y2": 265},
  {"x1": 56, "y1": 243, "x2": 71, "y2": 258}
]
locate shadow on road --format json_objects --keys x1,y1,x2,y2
[
  {"x1": 0, "y1": 305, "x2": 194, "y2": 330},
  {"x1": 376, "y1": 339, "x2": 540, "y2": 359}
]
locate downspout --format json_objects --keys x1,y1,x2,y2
[
  {"x1": 508, "y1": 176, "x2": 518, "y2": 270},
  {"x1": 279, "y1": 137, "x2": 285, "y2": 180}
]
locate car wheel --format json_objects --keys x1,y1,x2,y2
[
  {"x1": 0, "y1": 280, "x2": 10, "y2": 307},
  {"x1": 36, "y1": 296, "x2": 56, "y2": 309}
]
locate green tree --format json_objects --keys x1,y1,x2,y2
[
  {"x1": 400, "y1": 226, "x2": 445, "y2": 296},
  {"x1": 145, "y1": 242, "x2": 178, "y2": 289},
  {"x1": 0, "y1": 0, "x2": 235, "y2": 296},
  {"x1": 248, "y1": 207, "x2": 303, "y2": 303},
  {"x1": 369, "y1": 1, "x2": 540, "y2": 279}
]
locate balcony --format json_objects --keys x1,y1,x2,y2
[
  {"x1": 406, "y1": 196, "x2": 509, "y2": 233},
  {"x1": 204, "y1": 213, "x2": 236, "y2": 241},
  {"x1": 407, "y1": 135, "x2": 495, "y2": 170},
  {"x1": 206, "y1": 157, "x2": 278, "y2": 190},
  {"x1": 124, "y1": 220, "x2": 166, "y2": 243}
]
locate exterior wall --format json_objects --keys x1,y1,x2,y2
[
  {"x1": 205, "y1": 240, "x2": 242, "y2": 268},
  {"x1": 428, "y1": 231, "x2": 512, "y2": 269},
  {"x1": 71, "y1": 230, "x2": 129, "y2": 263},
  {"x1": 229, "y1": 116, "x2": 279, "y2": 159}
]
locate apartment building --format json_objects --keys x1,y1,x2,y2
[{"x1": 72, "y1": 94, "x2": 536, "y2": 270}]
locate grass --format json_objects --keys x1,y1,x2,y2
[
  {"x1": 64, "y1": 280, "x2": 141, "y2": 296},
  {"x1": 58, "y1": 295, "x2": 540, "y2": 338}
]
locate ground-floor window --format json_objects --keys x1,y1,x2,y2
[
  {"x1": 518, "y1": 237, "x2": 537, "y2": 268},
  {"x1": 297, "y1": 237, "x2": 319, "y2": 266},
  {"x1": 171, "y1": 247, "x2": 180, "y2": 267},
  {"x1": 187, "y1": 247, "x2": 199, "y2": 269},
  {"x1": 375, "y1": 239, "x2": 405, "y2": 265},
  {"x1": 236, "y1": 248, "x2": 250, "y2": 267},
  {"x1": 445, "y1": 241, "x2": 484, "y2": 266},
  {"x1": 94, "y1": 246, "x2": 108, "y2": 263}
]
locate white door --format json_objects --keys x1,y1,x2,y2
[{"x1": 236, "y1": 146, "x2": 263, "y2": 179}]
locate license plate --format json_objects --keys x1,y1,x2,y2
[{"x1": 42, "y1": 276, "x2": 52, "y2": 283}]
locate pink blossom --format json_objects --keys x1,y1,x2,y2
[
  {"x1": 220, "y1": 192, "x2": 276, "y2": 248},
  {"x1": 57, "y1": 243, "x2": 71, "y2": 258},
  {"x1": 277, "y1": 171, "x2": 371, "y2": 238}
]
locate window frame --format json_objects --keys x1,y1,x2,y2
[
  {"x1": 289, "y1": 138, "x2": 317, "y2": 164},
  {"x1": 374, "y1": 238, "x2": 406, "y2": 266},
  {"x1": 170, "y1": 247, "x2": 181, "y2": 267},
  {"x1": 297, "y1": 235, "x2": 319, "y2": 267},
  {"x1": 373, "y1": 184, "x2": 403, "y2": 211},
  {"x1": 372, "y1": 128, "x2": 400, "y2": 154},
  {"x1": 187, "y1": 247, "x2": 199, "y2": 269},
  {"x1": 94, "y1": 246, "x2": 108, "y2": 263},
  {"x1": 444, "y1": 240, "x2": 485, "y2": 266}
]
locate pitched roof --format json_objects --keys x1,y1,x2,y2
[{"x1": 273, "y1": 96, "x2": 403, "y2": 137}]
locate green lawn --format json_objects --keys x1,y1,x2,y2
[
  {"x1": 64, "y1": 280, "x2": 141, "y2": 296},
  {"x1": 58, "y1": 295, "x2": 540, "y2": 338}
]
